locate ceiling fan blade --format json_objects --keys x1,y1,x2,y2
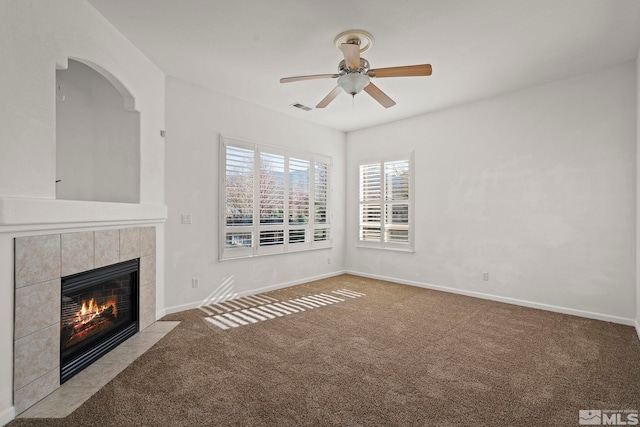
[
  {"x1": 316, "y1": 86, "x2": 342, "y2": 109},
  {"x1": 280, "y1": 74, "x2": 339, "y2": 84},
  {"x1": 341, "y1": 43, "x2": 361, "y2": 70},
  {"x1": 363, "y1": 83, "x2": 396, "y2": 108},
  {"x1": 368, "y1": 64, "x2": 432, "y2": 78}
]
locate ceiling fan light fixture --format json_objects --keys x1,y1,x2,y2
[{"x1": 337, "y1": 73, "x2": 370, "y2": 96}]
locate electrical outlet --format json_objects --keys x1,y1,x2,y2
[
  {"x1": 192, "y1": 278, "x2": 199, "y2": 288},
  {"x1": 482, "y1": 272, "x2": 489, "y2": 281},
  {"x1": 181, "y1": 214, "x2": 192, "y2": 224},
  {"x1": 327, "y1": 257, "x2": 331, "y2": 265}
]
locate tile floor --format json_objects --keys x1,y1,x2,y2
[{"x1": 19, "y1": 321, "x2": 180, "y2": 418}]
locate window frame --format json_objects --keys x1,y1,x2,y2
[
  {"x1": 219, "y1": 135, "x2": 332, "y2": 260},
  {"x1": 357, "y1": 153, "x2": 414, "y2": 252}
]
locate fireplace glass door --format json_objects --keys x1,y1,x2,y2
[{"x1": 60, "y1": 259, "x2": 139, "y2": 383}]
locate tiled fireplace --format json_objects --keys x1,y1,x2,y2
[{"x1": 13, "y1": 226, "x2": 157, "y2": 414}]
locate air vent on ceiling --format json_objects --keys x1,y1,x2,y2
[{"x1": 291, "y1": 102, "x2": 312, "y2": 111}]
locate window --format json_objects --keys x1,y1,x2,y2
[
  {"x1": 359, "y1": 155, "x2": 413, "y2": 251},
  {"x1": 221, "y1": 136, "x2": 331, "y2": 259}
]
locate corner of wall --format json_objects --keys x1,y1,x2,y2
[
  {"x1": 636, "y1": 48, "x2": 640, "y2": 341},
  {"x1": 0, "y1": 405, "x2": 15, "y2": 426}
]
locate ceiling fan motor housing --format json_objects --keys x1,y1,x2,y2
[{"x1": 338, "y1": 58, "x2": 370, "y2": 74}]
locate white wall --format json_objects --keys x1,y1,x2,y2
[
  {"x1": 346, "y1": 63, "x2": 637, "y2": 323},
  {"x1": 56, "y1": 60, "x2": 140, "y2": 203},
  {"x1": 0, "y1": 0, "x2": 164, "y2": 203},
  {"x1": 164, "y1": 76, "x2": 346, "y2": 313},
  {"x1": 0, "y1": 1, "x2": 165, "y2": 423},
  {"x1": 636, "y1": 50, "x2": 640, "y2": 338}
]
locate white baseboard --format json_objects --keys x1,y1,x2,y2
[
  {"x1": 635, "y1": 320, "x2": 640, "y2": 341},
  {"x1": 0, "y1": 406, "x2": 15, "y2": 427},
  {"x1": 163, "y1": 270, "x2": 346, "y2": 316},
  {"x1": 346, "y1": 270, "x2": 636, "y2": 327}
]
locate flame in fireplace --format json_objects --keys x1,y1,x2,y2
[
  {"x1": 61, "y1": 297, "x2": 120, "y2": 349},
  {"x1": 75, "y1": 298, "x2": 117, "y2": 326}
]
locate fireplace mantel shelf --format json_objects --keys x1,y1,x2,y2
[{"x1": 0, "y1": 197, "x2": 167, "y2": 230}]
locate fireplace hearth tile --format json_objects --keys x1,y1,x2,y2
[
  {"x1": 13, "y1": 366, "x2": 59, "y2": 415},
  {"x1": 119, "y1": 227, "x2": 141, "y2": 261},
  {"x1": 126, "y1": 329, "x2": 171, "y2": 349},
  {"x1": 94, "y1": 229, "x2": 120, "y2": 268},
  {"x1": 143, "y1": 320, "x2": 180, "y2": 333},
  {"x1": 61, "y1": 231, "x2": 94, "y2": 277},
  {"x1": 14, "y1": 324, "x2": 60, "y2": 391},
  {"x1": 115, "y1": 335, "x2": 156, "y2": 357},
  {"x1": 14, "y1": 278, "x2": 60, "y2": 340},
  {"x1": 140, "y1": 226, "x2": 156, "y2": 256},
  {"x1": 18, "y1": 380, "x2": 95, "y2": 418},
  {"x1": 15, "y1": 234, "x2": 61, "y2": 288}
]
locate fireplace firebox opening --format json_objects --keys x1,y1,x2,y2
[{"x1": 60, "y1": 259, "x2": 139, "y2": 383}]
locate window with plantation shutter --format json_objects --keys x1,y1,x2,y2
[
  {"x1": 220, "y1": 136, "x2": 332, "y2": 259},
  {"x1": 225, "y1": 145, "x2": 254, "y2": 227},
  {"x1": 358, "y1": 155, "x2": 413, "y2": 251},
  {"x1": 289, "y1": 157, "x2": 309, "y2": 225},
  {"x1": 313, "y1": 161, "x2": 331, "y2": 244},
  {"x1": 314, "y1": 161, "x2": 329, "y2": 224},
  {"x1": 224, "y1": 145, "x2": 254, "y2": 253}
]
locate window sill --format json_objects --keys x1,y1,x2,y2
[
  {"x1": 355, "y1": 243, "x2": 414, "y2": 253},
  {"x1": 220, "y1": 244, "x2": 333, "y2": 261}
]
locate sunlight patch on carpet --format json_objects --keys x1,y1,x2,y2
[{"x1": 201, "y1": 289, "x2": 365, "y2": 330}]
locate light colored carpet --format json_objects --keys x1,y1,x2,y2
[{"x1": 10, "y1": 274, "x2": 640, "y2": 426}]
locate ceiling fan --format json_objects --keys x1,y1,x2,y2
[{"x1": 280, "y1": 30, "x2": 432, "y2": 109}]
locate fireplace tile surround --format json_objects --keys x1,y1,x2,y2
[{"x1": 13, "y1": 226, "x2": 157, "y2": 414}]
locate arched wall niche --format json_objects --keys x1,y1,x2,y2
[{"x1": 56, "y1": 58, "x2": 141, "y2": 203}]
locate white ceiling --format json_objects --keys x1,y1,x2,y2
[{"x1": 87, "y1": 0, "x2": 640, "y2": 132}]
